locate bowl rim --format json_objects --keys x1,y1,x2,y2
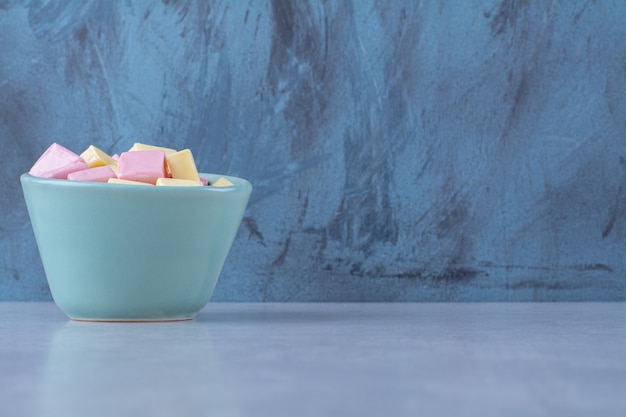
[{"x1": 20, "y1": 172, "x2": 252, "y2": 194}]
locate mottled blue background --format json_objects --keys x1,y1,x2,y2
[{"x1": 1, "y1": 0, "x2": 624, "y2": 301}]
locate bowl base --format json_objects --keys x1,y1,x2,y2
[{"x1": 69, "y1": 316, "x2": 195, "y2": 322}]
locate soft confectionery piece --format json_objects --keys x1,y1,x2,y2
[
  {"x1": 130, "y1": 143, "x2": 176, "y2": 177},
  {"x1": 129, "y1": 143, "x2": 177, "y2": 155},
  {"x1": 109, "y1": 155, "x2": 119, "y2": 174},
  {"x1": 80, "y1": 145, "x2": 118, "y2": 168},
  {"x1": 29, "y1": 143, "x2": 88, "y2": 179},
  {"x1": 116, "y1": 150, "x2": 166, "y2": 184},
  {"x1": 166, "y1": 149, "x2": 200, "y2": 181},
  {"x1": 107, "y1": 178, "x2": 154, "y2": 186},
  {"x1": 155, "y1": 178, "x2": 203, "y2": 187},
  {"x1": 212, "y1": 177, "x2": 234, "y2": 187},
  {"x1": 67, "y1": 166, "x2": 117, "y2": 182}
]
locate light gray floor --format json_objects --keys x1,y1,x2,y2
[{"x1": 1, "y1": 302, "x2": 624, "y2": 417}]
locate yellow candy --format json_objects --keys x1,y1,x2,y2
[
  {"x1": 128, "y1": 143, "x2": 177, "y2": 155},
  {"x1": 212, "y1": 177, "x2": 234, "y2": 187},
  {"x1": 80, "y1": 145, "x2": 117, "y2": 168},
  {"x1": 155, "y1": 178, "x2": 203, "y2": 187},
  {"x1": 166, "y1": 149, "x2": 200, "y2": 181},
  {"x1": 107, "y1": 178, "x2": 153, "y2": 186}
]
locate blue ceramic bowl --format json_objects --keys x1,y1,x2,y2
[{"x1": 21, "y1": 173, "x2": 252, "y2": 321}]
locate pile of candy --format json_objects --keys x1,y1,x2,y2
[{"x1": 28, "y1": 143, "x2": 233, "y2": 187}]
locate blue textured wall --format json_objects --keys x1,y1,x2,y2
[{"x1": 1, "y1": 0, "x2": 625, "y2": 301}]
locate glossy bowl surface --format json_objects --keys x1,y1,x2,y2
[{"x1": 21, "y1": 173, "x2": 252, "y2": 321}]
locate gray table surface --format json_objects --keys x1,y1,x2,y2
[{"x1": 1, "y1": 302, "x2": 624, "y2": 417}]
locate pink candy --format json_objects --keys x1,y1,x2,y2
[
  {"x1": 29, "y1": 143, "x2": 88, "y2": 179},
  {"x1": 67, "y1": 166, "x2": 117, "y2": 182},
  {"x1": 116, "y1": 150, "x2": 166, "y2": 185}
]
